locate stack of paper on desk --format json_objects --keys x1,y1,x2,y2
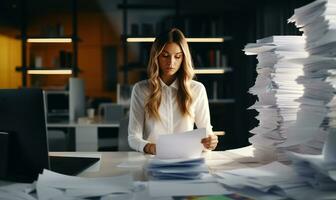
[
  {"x1": 36, "y1": 169, "x2": 133, "y2": 199},
  {"x1": 214, "y1": 162, "x2": 306, "y2": 198},
  {"x1": 243, "y1": 35, "x2": 325, "y2": 162},
  {"x1": 0, "y1": 182, "x2": 36, "y2": 200},
  {"x1": 288, "y1": 0, "x2": 336, "y2": 154},
  {"x1": 146, "y1": 157, "x2": 209, "y2": 180},
  {"x1": 147, "y1": 129, "x2": 208, "y2": 180},
  {"x1": 284, "y1": 129, "x2": 336, "y2": 191},
  {"x1": 214, "y1": 161, "x2": 336, "y2": 200},
  {"x1": 287, "y1": 152, "x2": 336, "y2": 190}
]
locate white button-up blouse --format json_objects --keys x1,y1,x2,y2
[{"x1": 128, "y1": 78, "x2": 213, "y2": 152}]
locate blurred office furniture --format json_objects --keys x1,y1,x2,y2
[
  {"x1": 97, "y1": 103, "x2": 126, "y2": 151},
  {"x1": 45, "y1": 77, "x2": 85, "y2": 151},
  {"x1": 98, "y1": 103, "x2": 124, "y2": 123},
  {"x1": 47, "y1": 122, "x2": 119, "y2": 151},
  {"x1": 47, "y1": 130, "x2": 69, "y2": 151},
  {"x1": 45, "y1": 90, "x2": 69, "y2": 123},
  {"x1": 117, "y1": 116, "x2": 133, "y2": 151},
  {"x1": 117, "y1": 84, "x2": 133, "y2": 107},
  {"x1": 69, "y1": 77, "x2": 85, "y2": 122}
]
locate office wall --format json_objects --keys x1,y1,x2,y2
[{"x1": 0, "y1": 32, "x2": 21, "y2": 88}]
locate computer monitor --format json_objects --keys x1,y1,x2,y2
[
  {"x1": 0, "y1": 88, "x2": 99, "y2": 182},
  {"x1": 0, "y1": 88, "x2": 49, "y2": 182},
  {"x1": 45, "y1": 90, "x2": 69, "y2": 122}
]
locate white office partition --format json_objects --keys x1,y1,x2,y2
[{"x1": 69, "y1": 78, "x2": 85, "y2": 122}]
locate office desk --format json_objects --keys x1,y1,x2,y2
[
  {"x1": 50, "y1": 145, "x2": 262, "y2": 181},
  {"x1": 47, "y1": 122, "x2": 119, "y2": 151}
]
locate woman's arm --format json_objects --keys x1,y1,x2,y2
[
  {"x1": 128, "y1": 83, "x2": 150, "y2": 152},
  {"x1": 194, "y1": 84, "x2": 218, "y2": 150}
]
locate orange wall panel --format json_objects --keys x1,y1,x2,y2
[{"x1": 0, "y1": 34, "x2": 21, "y2": 89}]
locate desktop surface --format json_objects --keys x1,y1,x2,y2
[{"x1": 49, "y1": 146, "x2": 259, "y2": 181}]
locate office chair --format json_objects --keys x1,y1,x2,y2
[
  {"x1": 117, "y1": 116, "x2": 133, "y2": 151},
  {"x1": 47, "y1": 129, "x2": 68, "y2": 151},
  {"x1": 98, "y1": 103, "x2": 124, "y2": 123}
]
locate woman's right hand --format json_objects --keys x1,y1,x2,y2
[{"x1": 144, "y1": 143, "x2": 156, "y2": 155}]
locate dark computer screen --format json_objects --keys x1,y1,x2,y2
[
  {"x1": 0, "y1": 88, "x2": 49, "y2": 182},
  {"x1": 45, "y1": 91, "x2": 69, "y2": 122},
  {"x1": 0, "y1": 88, "x2": 99, "y2": 183},
  {"x1": 46, "y1": 91, "x2": 69, "y2": 114}
]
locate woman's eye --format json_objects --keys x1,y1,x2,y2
[{"x1": 175, "y1": 55, "x2": 181, "y2": 59}]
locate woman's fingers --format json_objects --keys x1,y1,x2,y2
[
  {"x1": 201, "y1": 135, "x2": 218, "y2": 150},
  {"x1": 151, "y1": 144, "x2": 156, "y2": 154}
]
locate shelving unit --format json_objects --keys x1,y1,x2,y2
[{"x1": 17, "y1": 0, "x2": 79, "y2": 87}]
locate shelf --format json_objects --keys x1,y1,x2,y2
[
  {"x1": 16, "y1": 67, "x2": 73, "y2": 75},
  {"x1": 28, "y1": 69, "x2": 72, "y2": 75},
  {"x1": 45, "y1": 90, "x2": 69, "y2": 94},
  {"x1": 118, "y1": 4, "x2": 175, "y2": 10},
  {"x1": 27, "y1": 37, "x2": 72, "y2": 43},
  {"x1": 209, "y1": 98, "x2": 235, "y2": 104},
  {"x1": 194, "y1": 67, "x2": 232, "y2": 74},
  {"x1": 125, "y1": 37, "x2": 232, "y2": 43}
]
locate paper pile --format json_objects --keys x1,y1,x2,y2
[
  {"x1": 288, "y1": 0, "x2": 336, "y2": 137},
  {"x1": 214, "y1": 161, "x2": 336, "y2": 200},
  {"x1": 236, "y1": 0, "x2": 336, "y2": 198},
  {"x1": 243, "y1": 35, "x2": 319, "y2": 162},
  {"x1": 146, "y1": 157, "x2": 209, "y2": 180},
  {"x1": 0, "y1": 182, "x2": 36, "y2": 200},
  {"x1": 146, "y1": 157, "x2": 228, "y2": 198},
  {"x1": 36, "y1": 169, "x2": 134, "y2": 199},
  {"x1": 287, "y1": 0, "x2": 336, "y2": 185}
]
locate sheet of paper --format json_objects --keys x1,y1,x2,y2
[
  {"x1": 0, "y1": 182, "x2": 36, "y2": 200},
  {"x1": 148, "y1": 180, "x2": 229, "y2": 197},
  {"x1": 156, "y1": 128, "x2": 206, "y2": 159},
  {"x1": 117, "y1": 157, "x2": 146, "y2": 168},
  {"x1": 322, "y1": 131, "x2": 336, "y2": 162},
  {"x1": 36, "y1": 169, "x2": 133, "y2": 199}
]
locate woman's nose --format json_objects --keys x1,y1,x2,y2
[{"x1": 168, "y1": 56, "x2": 174, "y2": 65}]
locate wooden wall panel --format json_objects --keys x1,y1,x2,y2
[{"x1": 0, "y1": 34, "x2": 21, "y2": 89}]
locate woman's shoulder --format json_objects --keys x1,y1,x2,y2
[
  {"x1": 133, "y1": 80, "x2": 150, "y2": 93},
  {"x1": 190, "y1": 80, "x2": 205, "y2": 91}
]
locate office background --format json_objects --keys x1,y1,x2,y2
[{"x1": 0, "y1": 0, "x2": 314, "y2": 151}]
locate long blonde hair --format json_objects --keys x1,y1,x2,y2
[{"x1": 145, "y1": 28, "x2": 194, "y2": 120}]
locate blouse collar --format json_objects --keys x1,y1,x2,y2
[{"x1": 159, "y1": 78, "x2": 179, "y2": 90}]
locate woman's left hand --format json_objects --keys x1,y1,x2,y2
[{"x1": 201, "y1": 134, "x2": 218, "y2": 150}]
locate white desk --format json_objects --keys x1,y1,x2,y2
[
  {"x1": 47, "y1": 122, "x2": 120, "y2": 151},
  {"x1": 50, "y1": 145, "x2": 263, "y2": 181}
]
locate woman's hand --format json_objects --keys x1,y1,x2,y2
[
  {"x1": 201, "y1": 134, "x2": 218, "y2": 150},
  {"x1": 144, "y1": 143, "x2": 156, "y2": 155}
]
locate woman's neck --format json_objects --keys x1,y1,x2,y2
[{"x1": 161, "y1": 75, "x2": 176, "y2": 86}]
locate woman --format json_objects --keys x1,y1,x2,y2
[{"x1": 128, "y1": 28, "x2": 218, "y2": 154}]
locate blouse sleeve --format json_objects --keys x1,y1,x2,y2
[
  {"x1": 194, "y1": 84, "x2": 214, "y2": 136},
  {"x1": 128, "y1": 83, "x2": 149, "y2": 152}
]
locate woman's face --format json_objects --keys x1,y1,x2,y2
[{"x1": 158, "y1": 42, "x2": 183, "y2": 80}]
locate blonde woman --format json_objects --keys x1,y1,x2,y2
[{"x1": 128, "y1": 28, "x2": 218, "y2": 154}]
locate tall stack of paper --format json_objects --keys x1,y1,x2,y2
[
  {"x1": 284, "y1": 0, "x2": 336, "y2": 191},
  {"x1": 244, "y1": 36, "x2": 313, "y2": 162}
]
